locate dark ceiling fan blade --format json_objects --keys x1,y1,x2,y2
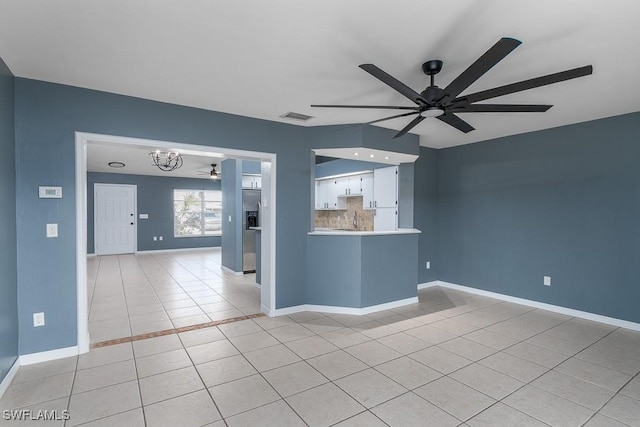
[
  {"x1": 449, "y1": 104, "x2": 552, "y2": 113},
  {"x1": 310, "y1": 104, "x2": 419, "y2": 110},
  {"x1": 436, "y1": 113, "x2": 475, "y2": 133},
  {"x1": 439, "y1": 37, "x2": 521, "y2": 103},
  {"x1": 393, "y1": 115, "x2": 426, "y2": 139},
  {"x1": 455, "y1": 65, "x2": 593, "y2": 104},
  {"x1": 365, "y1": 111, "x2": 420, "y2": 125},
  {"x1": 359, "y1": 64, "x2": 427, "y2": 105}
]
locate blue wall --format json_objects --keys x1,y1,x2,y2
[
  {"x1": 0, "y1": 58, "x2": 18, "y2": 381},
  {"x1": 415, "y1": 147, "x2": 439, "y2": 284},
  {"x1": 221, "y1": 159, "x2": 242, "y2": 272},
  {"x1": 436, "y1": 112, "x2": 640, "y2": 323},
  {"x1": 307, "y1": 234, "x2": 419, "y2": 308},
  {"x1": 13, "y1": 78, "x2": 419, "y2": 354},
  {"x1": 87, "y1": 172, "x2": 221, "y2": 253},
  {"x1": 242, "y1": 160, "x2": 261, "y2": 175}
]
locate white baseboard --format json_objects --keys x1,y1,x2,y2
[
  {"x1": 136, "y1": 246, "x2": 221, "y2": 255},
  {"x1": 86, "y1": 253, "x2": 97, "y2": 258},
  {"x1": 19, "y1": 346, "x2": 79, "y2": 366},
  {"x1": 221, "y1": 265, "x2": 244, "y2": 276},
  {"x1": 419, "y1": 280, "x2": 640, "y2": 332},
  {"x1": 275, "y1": 296, "x2": 419, "y2": 317},
  {"x1": 0, "y1": 358, "x2": 20, "y2": 400},
  {"x1": 417, "y1": 281, "x2": 439, "y2": 290}
]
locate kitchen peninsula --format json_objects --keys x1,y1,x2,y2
[
  {"x1": 307, "y1": 151, "x2": 421, "y2": 312},
  {"x1": 307, "y1": 228, "x2": 420, "y2": 311}
]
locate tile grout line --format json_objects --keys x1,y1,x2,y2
[{"x1": 215, "y1": 318, "x2": 315, "y2": 425}]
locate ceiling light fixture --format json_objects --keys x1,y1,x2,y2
[
  {"x1": 354, "y1": 152, "x2": 359, "y2": 156},
  {"x1": 108, "y1": 161, "x2": 125, "y2": 168},
  {"x1": 369, "y1": 154, "x2": 374, "y2": 158},
  {"x1": 209, "y1": 164, "x2": 221, "y2": 180},
  {"x1": 420, "y1": 107, "x2": 445, "y2": 118},
  {"x1": 385, "y1": 156, "x2": 389, "y2": 160},
  {"x1": 150, "y1": 151, "x2": 183, "y2": 171}
]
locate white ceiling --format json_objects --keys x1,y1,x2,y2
[
  {"x1": 1, "y1": 1, "x2": 639, "y2": 148},
  {"x1": 87, "y1": 144, "x2": 224, "y2": 179}
]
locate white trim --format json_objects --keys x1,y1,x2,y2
[
  {"x1": 221, "y1": 265, "x2": 244, "y2": 276},
  {"x1": 275, "y1": 296, "x2": 419, "y2": 316},
  {"x1": 19, "y1": 346, "x2": 79, "y2": 366},
  {"x1": 135, "y1": 246, "x2": 220, "y2": 254},
  {"x1": 0, "y1": 358, "x2": 20, "y2": 399},
  {"x1": 419, "y1": 280, "x2": 640, "y2": 332},
  {"x1": 86, "y1": 253, "x2": 97, "y2": 258},
  {"x1": 309, "y1": 228, "x2": 421, "y2": 236},
  {"x1": 417, "y1": 281, "x2": 439, "y2": 290},
  {"x1": 76, "y1": 132, "x2": 278, "y2": 357},
  {"x1": 75, "y1": 138, "x2": 90, "y2": 354},
  {"x1": 94, "y1": 183, "x2": 137, "y2": 256},
  {"x1": 316, "y1": 170, "x2": 374, "y2": 181}
]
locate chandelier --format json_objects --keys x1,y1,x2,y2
[{"x1": 150, "y1": 151, "x2": 183, "y2": 171}]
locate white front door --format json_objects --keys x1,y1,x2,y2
[{"x1": 94, "y1": 184, "x2": 137, "y2": 255}]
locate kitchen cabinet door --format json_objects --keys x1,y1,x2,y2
[
  {"x1": 335, "y1": 177, "x2": 349, "y2": 196},
  {"x1": 347, "y1": 175, "x2": 362, "y2": 195},
  {"x1": 374, "y1": 166, "x2": 397, "y2": 208},
  {"x1": 315, "y1": 180, "x2": 327, "y2": 209},
  {"x1": 326, "y1": 179, "x2": 338, "y2": 208},
  {"x1": 242, "y1": 175, "x2": 261, "y2": 189},
  {"x1": 361, "y1": 173, "x2": 374, "y2": 208},
  {"x1": 374, "y1": 207, "x2": 397, "y2": 231}
]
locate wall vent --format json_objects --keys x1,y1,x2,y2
[{"x1": 280, "y1": 111, "x2": 314, "y2": 121}]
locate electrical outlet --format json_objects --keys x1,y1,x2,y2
[
  {"x1": 228, "y1": 215, "x2": 232, "y2": 222},
  {"x1": 46, "y1": 223, "x2": 58, "y2": 238},
  {"x1": 33, "y1": 312, "x2": 45, "y2": 327},
  {"x1": 153, "y1": 236, "x2": 157, "y2": 241},
  {"x1": 159, "y1": 236, "x2": 163, "y2": 241},
  {"x1": 544, "y1": 276, "x2": 551, "y2": 286},
  {"x1": 426, "y1": 261, "x2": 431, "y2": 270}
]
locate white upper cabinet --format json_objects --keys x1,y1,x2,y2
[
  {"x1": 335, "y1": 176, "x2": 349, "y2": 196},
  {"x1": 316, "y1": 179, "x2": 339, "y2": 209},
  {"x1": 242, "y1": 175, "x2": 261, "y2": 189},
  {"x1": 361, "y1": 173, "x2": 374, "y2": 209},
  {"x1": 315, "y1": 180, "x2": 327, "y2": 209},
  {"x1": 335, "y1": 175, "x2": 364, "y2": 196},
  {"x1": 347, "y1": 175, "x2": 362, "y2": 195},
  {"x1": 373, "y1": 166, "x2": 397, "y2": 208}
]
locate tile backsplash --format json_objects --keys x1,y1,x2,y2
[{"x1": 315, "y1": 196, "x2": 374, "y2": 231}]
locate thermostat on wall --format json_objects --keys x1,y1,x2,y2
[{"x1": 39, "y1": 186, "x2": 62, "y2": 199}]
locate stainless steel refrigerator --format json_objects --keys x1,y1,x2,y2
[{"x1": 242, "y1": 189, "x2": 260, "y2": 273}]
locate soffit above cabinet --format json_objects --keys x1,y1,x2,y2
[{"x1": 313, "y1": 147, "x2": 418, "y2": 165}]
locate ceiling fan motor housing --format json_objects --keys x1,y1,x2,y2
[{"x1": 421, "y1": 60, "x2": 443, "y2": 76}]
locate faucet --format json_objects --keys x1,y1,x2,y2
[{"x1": 353, "y1": 211, "x2": 358, "y2": 230}]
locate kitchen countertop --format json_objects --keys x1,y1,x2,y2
[{"x1": 308, "y1": 228, "x2": 421, "y2": 236}]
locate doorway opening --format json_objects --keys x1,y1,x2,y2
[{"x1": 75, "y1": 132, "x2": 277, "y2": 354}]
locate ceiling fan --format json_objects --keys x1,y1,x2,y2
[
  {"x1": 311, "y1": 37, "x2": 593, "y2": 138},
  {"x1": 197, "y1": 164, "x2": 221, "y2": 180}
]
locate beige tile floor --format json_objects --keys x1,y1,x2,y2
[
  {"x1": 86, "y1": 249, "x2": 261, "y2": 343},
  {"x1": 2, "y1": 286, "x2": 640, "y2": 426}
]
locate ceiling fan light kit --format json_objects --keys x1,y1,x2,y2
[
  {"x1": 150, "y1": 150, "x2": 183, "y2": 171},
  {"x1": 312, "y1": 37, "x2": 592, "y2": 138},
  {"x1": 197, "y1": 163, "x2": 221, "y2": 180}
]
